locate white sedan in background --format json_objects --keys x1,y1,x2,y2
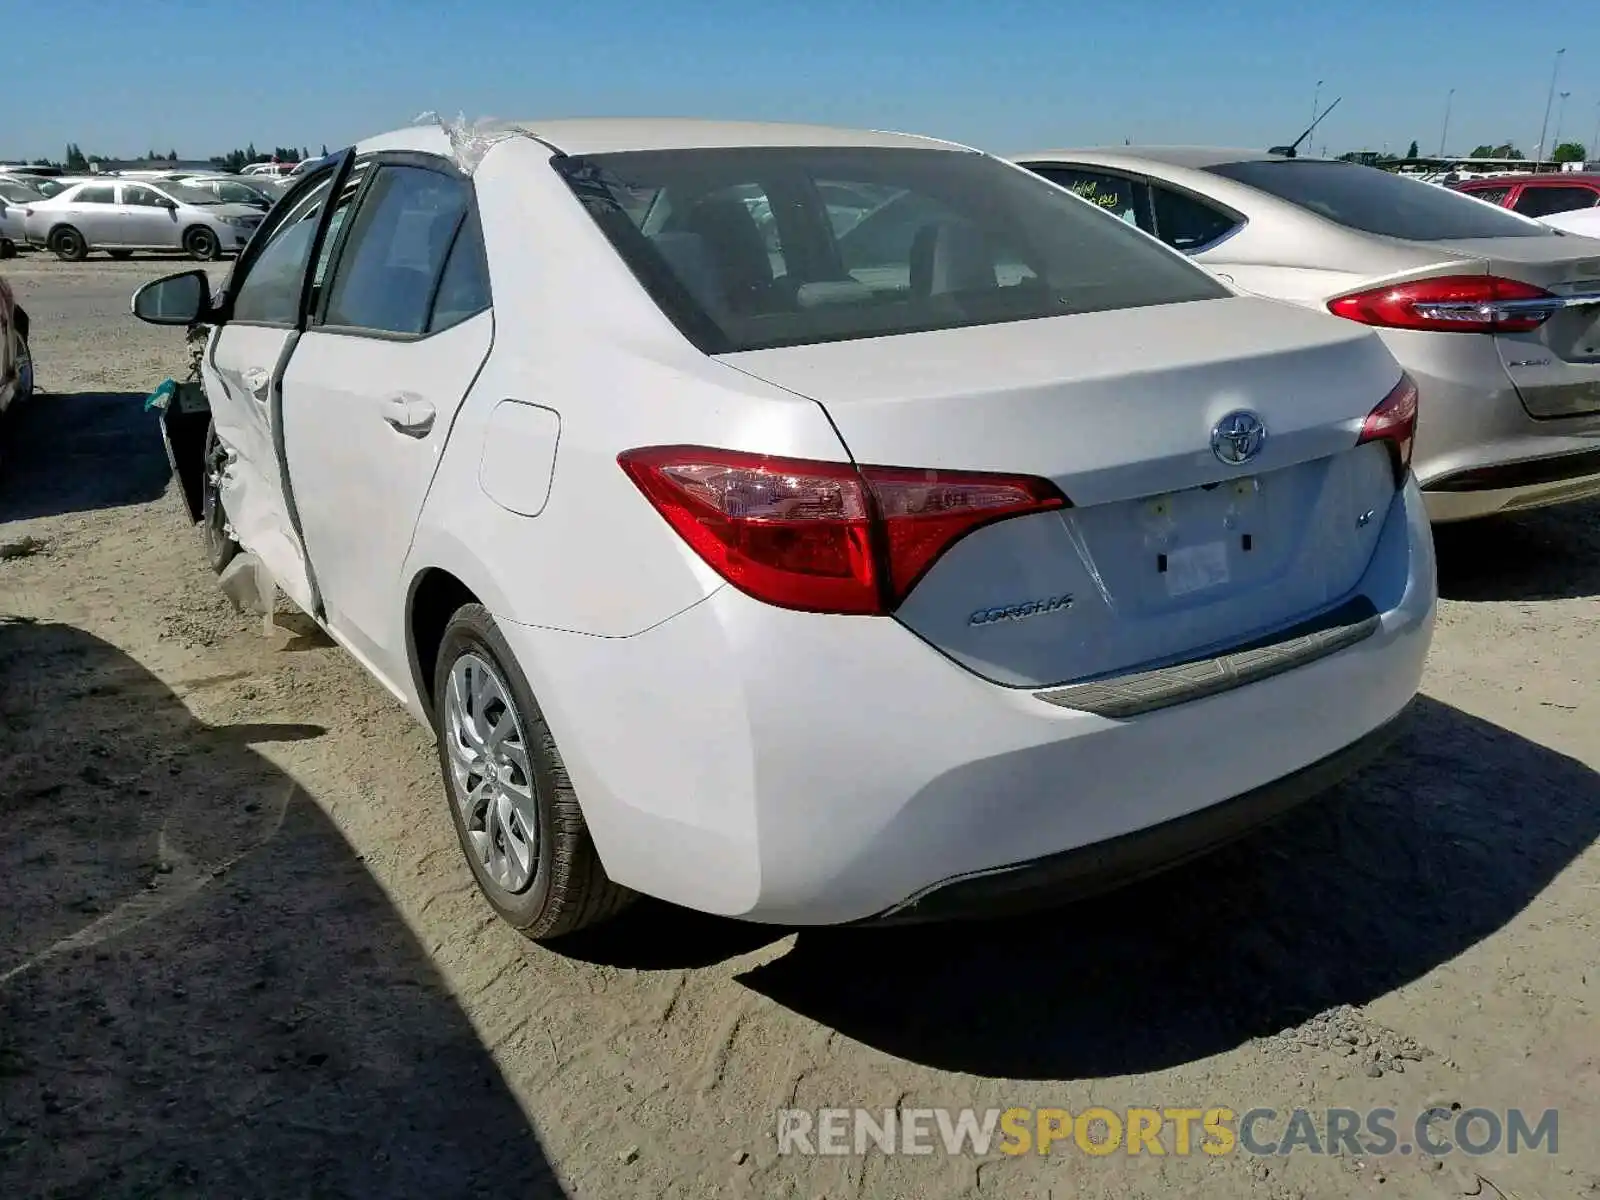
[
  {"x1": 131, "y1": 119, "x2": 1434, "y2": 940},
  {"x1": 1540, "y1": 206, "x2": 1600, "y2": 239}
]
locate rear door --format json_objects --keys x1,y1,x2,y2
[
  {"x1": 278, "y1": 155, "x2": 492, "y2": 683},
  {"x1": 201, "y1": 152, "x2": 358, "y2": 612},
  {"x1": 67, "y1": 184, "x2": 119, "y2": 246}
]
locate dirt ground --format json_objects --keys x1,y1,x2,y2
[{"x1": 1, "y1": 255, "x2": 1596, "y2": 1200}]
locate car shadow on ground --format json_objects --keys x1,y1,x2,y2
[
  {"x1": 0, "y1": 391, "x2": 171, "y2": 523},
  {"x1": 569, "y1": 697, "x2": 1599, "y2": 1082},
  {"x1": 0, "y1": 617, "x2": 566, "y2": 1199},
  {"x1": 1434, "y1": 498, "x2": 1600, "y2": 601}
]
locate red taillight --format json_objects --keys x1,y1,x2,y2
[
  {"x1": 1328, "y1": 275, "x2": 1558, "y2": 334},
  {"x1": 1356, "y1": 373, "x2": 1420, "y2": 482},
  {"x1": 617, "y1": 446, "x2": 1068, "y2": 615}
]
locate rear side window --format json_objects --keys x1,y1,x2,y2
[
  {"x1": 1149, "y1": 184, "x2": 1242, "y2": 251},
  {"x1": 1461, "y1": 185, "x2": 1511, "y2": 206},
  {"x1": 555, "y1": 147, "x2": 1227, "y2": 354},
  {"x1": 427, "y1": 207, "x2": 492, "y2": 333},
  {"x1": 1512, "y1": 185, "x2": 1600, "y2": 218},
  {"x1": 1207, "y1": 159, "x2": 1552, "y2": 240},
  {"x1": 322, "y1": 164, "x2": 471, "y2": 336}
]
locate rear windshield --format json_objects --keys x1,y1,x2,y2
[
  {"x1": 554, "y1": 146, "x2": 1229, "y2": 354},
  {"x1": 1206, "y1": 159, "x2": 1553, "y2": 241}
]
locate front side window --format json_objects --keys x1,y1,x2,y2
[
  {"x1": 1026, "y1": 166, "x2": 1146, "y2": 228},
  {"x1": 1512, "y1": 185, "x2": 1600, "y2": 218},
  {"x1": 73, "y1": 186, "x2": 116, "y2": 205},
  {"x1": 230, "y1": 176, "x2": 335, "y2": 325},
  {"x1": 321, "y1": 164, "x2": 472, "y2": 335},
  {"x1": 1206, "y1": 159, "x2": 1552, "y2": 240},
  {"x1": 1460, "y1": 185, "x2": 1511, "y2": 206},
  {"x1": 556, "y1": 147, "x2": 1226, "y2": 354},
  {"x1": 122, "y1": 185, "x2": 164, "y2": 207}
]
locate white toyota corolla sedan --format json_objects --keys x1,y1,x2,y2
[{"x1": 131, "y1": 119, "x2": 1436, "y2": 939}]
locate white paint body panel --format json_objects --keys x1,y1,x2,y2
[{"x1": 193, "y1": 123, "x2": 1437, "y2": 924}]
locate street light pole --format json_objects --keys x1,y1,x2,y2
[
  {"x1": 1553, "y1": 91, "x2": 1571, "y2": 161},
  {"x1": 1534, "y1": 47, "x2": 1565, "y2": 170},
  {"x1": 1439, "y1": 88, "x2": 1455, "y2": 156},
  {"x1": 1311, "y1": 79, "x2": 1323, "y2": 154},
  {"x1": 1592, "y1": 101, "x2": 1600, "y2": 164}
]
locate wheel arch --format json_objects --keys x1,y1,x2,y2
[{"x1": 406, "y1": 566, "x2": 482, "y2": 716}]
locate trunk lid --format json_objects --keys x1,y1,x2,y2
[
  {"x1": 721, "y1": 296, "x2": 1405, "y2": 688},
  {"x1": 1422, "y1": 235, "x2": 1600, "y2": 418}
]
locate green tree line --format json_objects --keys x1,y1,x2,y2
[{"x1": 30, "y1": 142, "x2": 331, "y2": 173}]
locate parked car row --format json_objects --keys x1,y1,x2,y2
[{"x1": 0, "y1": 166, "x2": 292, "y2": 260}]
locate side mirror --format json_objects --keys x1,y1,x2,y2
[
  {"x1": 131, "y1": 270, "x2": 210, "y2": 326},
  {"x1": 161, "y1": 198, "x2": 178, "y2": 210}
]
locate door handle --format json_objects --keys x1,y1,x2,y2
[{"x1": 381, "y1": 395, "x2": 436, "y2": 438}]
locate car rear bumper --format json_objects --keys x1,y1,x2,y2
[
  {"x1": 864, "y1": 702, "x2": 1410, "y2": 923},
  {"x1": 498, "y1": 478, "x2": 1436, "y2": 925},
  {"x1": 1379, "y1": 326, "x2": 1600, "y2": 520},
  {"x1": 1422, "y1": 445, "x2": 1600, "y2": 521}
]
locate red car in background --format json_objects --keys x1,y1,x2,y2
[{"x1": 1450, "y1": 173, "x2": 1600, "y2": 220}]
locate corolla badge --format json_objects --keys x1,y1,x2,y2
[
  {"x1": 1211, "y1": 410, "x2": 1267, "y2": 466},
  {"x1": 969, "y1": 593, "x2": 1074, "y2": 627}
]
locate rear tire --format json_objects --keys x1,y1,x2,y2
[
  {"x1": 432, "y1": 604, "x2": 634, "y2": 941},
  {"x1": 0, "y1": 239, "x2": 15, "y2": 260},
  {"x1": 49, "y1": 226, "x2": 87, "y2": 262},
  {"x1": 199, "y1": 421, "x2": 239, "y2": 574},
  {"x1": 107, "y1": 249, "x2": 133, "y2": 260},
  {"x1": 184, "y1": 226, "x2": 219, "y2": 262}
]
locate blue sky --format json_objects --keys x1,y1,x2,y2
[{"x1": 9, "y1": 0, "x2": 1599, "y2": 162}]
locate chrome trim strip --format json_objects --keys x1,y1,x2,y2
[{"x1": 1035, "y1": 604, "x2": 1381, "y2": 718}]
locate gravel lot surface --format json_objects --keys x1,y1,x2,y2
[{"x1": 1, "y1": 255, "x2": 1597, "y2": 1200}]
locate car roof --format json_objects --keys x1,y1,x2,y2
[
  {"x1": 1457, "y1": 172, "x2": 1600, "y2": 186},
  {"x1": 1012, "y1": 146, "x2": 1286, "y2": 171},
  {"x1": 356, "y1": 118, "x2": 970, "y2": 159}
]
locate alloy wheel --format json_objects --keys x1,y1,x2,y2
[{"x1": 442, "y1": 653, "x2": 540, "y2": 894}]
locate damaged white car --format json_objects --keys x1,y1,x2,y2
[{"x1": 132, "y1": 119, "x2": 1433, "y2": 941}]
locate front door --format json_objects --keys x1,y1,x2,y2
[
  {"x1": 201, "y1": 159, "x2": 359, "y2": 612},
  {"x1": 279, "y1": 159, "x2": 493, "y2": 687},
  {"x1": 118, "y1": 183, "x2": 181, "y2": 249}
]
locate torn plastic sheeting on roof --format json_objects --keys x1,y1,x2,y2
[{"x1": 413, "y1": 111, "x2": 533, "y2": 174}]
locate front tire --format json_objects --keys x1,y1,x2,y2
[
  {"x1": 184, "y1": 226, "x2": 220, "y2": 262},
  {"x1": 50, "y1": 226, "x2": 87, "y2": 262},
  {"x1": 432, "y1": 604, "x2": 634, "y2": 940}
]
